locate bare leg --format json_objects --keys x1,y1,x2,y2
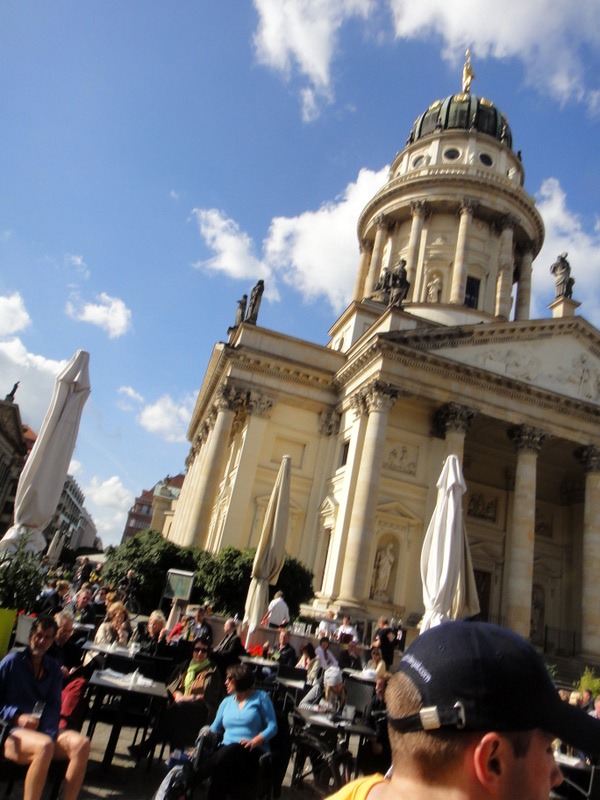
[
  {"x1": 4, "y1": 728, "x2": 54, "y2": 800},
  {"x1": 54, "y1": 729, "x2": 91, "y2": 800}
]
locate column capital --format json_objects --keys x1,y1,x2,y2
[
  {"x1": 458, "y1": 199, "x2": 479, "y2": 217},
  {"x1": 359, "y1": 238, "x2": 373, "y2": 254},
  {"x1": 246, "y1": 390, "x2": 275, "y2": 418},
  {"x1": 374, "y1": 213, "x2": 389, "y2": 230},
  {"x1": 507, "y1": 424, "x2": 547, "y2": 454},
  {"x1": 499, "y1": 213, "x2": 519, "y2": 232},
  {"x1": 432, "y1": 403, "x2": 477, "y2": 438},
  {"x1": 351, "y1": 381, "x2": 398, "y2": 417},
  {"x1": 319, "y1": 409, "x2": 341, "y2": 437},
  {"x1": 575, "y1": 444, "x2": 600, "y2": 474},
  {"x1": 409, "y1": 200, "x2": 430, "y2": 217},
  {"x1": 214, "y1": 384, "x2": 244, "y2": 413}
]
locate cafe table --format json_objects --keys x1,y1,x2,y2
[
  {"x1": 86, "y1": 668, "x2": 169, "y2": 767},
  {"x1": 239, "y1": 654, "x2": 279, "y2": 670}
]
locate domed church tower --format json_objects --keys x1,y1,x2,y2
[
  {"x1": 169, "y1": 56, "x2": 600, "y2": 661},
  {"x1": 329, "y1": 51, "x2": 544, "y2": 354}
]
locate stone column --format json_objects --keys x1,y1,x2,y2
[
  {"x1": 352, "y1": 240, "x2": 373, "y2": 302},
  {"x1": 179, "y1": 385, "x2": 241, "y2": 548},
  {"x1": 213, "y1": 391, "x2": 275, "y2": 551},
  {"x1": 338, "y1": 382, "x2": 397, "y2": 605},
  {"x1": 494, "y1": 219, "x2": 515, "y2": 319},
  {"x1": 167, "y1": 426, "x2": 209, "y2": 545},
  {"x1": 450, "y1": 200, "x2": 477, "y2": 305},
  {"x1": 405, "y1": 201, "x2": 429, "y2": 290},
  {"x1": 514, "y1": 248, "x2": 533, "y2": 321},
  {"x1": 575, "y1": 445, "x2": 600, "y2": 655},
  {"x1": 432, "y1": 402, "x2": 477, "y2": 462},
  {"x1": 365, "y1": 215, "x2": 389, "y2": 297},
  {"x1": 504, "y1": 425, "x2": 546, "y2": 637}
]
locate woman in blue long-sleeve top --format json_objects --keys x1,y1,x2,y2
[{"x1": 201, "y1": 661, "x2": 277, "y2": 798}]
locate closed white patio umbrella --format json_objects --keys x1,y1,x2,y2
[
  {"x1": 0, "y1": 350, "x2": 91, "y2": 555},
  {"x1": 243, "y1": 455, "x2": 291, "y2": 647},
  {"x1": 420, "y1": 454, "x2": 480, "y2": 632}
]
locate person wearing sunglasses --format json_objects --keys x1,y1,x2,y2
[{"x1": 129, "y1": 636, "x2": 224, "y2": 763}]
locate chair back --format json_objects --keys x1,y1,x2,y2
[
  {"x1": 343, "y1": 675, "x2": 375, "y2": 718},
  {"x1": 276, "y1": 664, "x2": 307, "y2": 682}
]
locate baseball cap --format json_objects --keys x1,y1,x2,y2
[
  {"x1": 324, "y1": 666, "x2": 343, "y2": 687},
  {"x1": 389, "y1": 620, "x2": 600, "y2": 756}
]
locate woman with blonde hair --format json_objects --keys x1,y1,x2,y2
[{"x1": 93, "y1": 601, "x2": 130, "y2": 646}]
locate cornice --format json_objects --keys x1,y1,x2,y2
[
  {"x1": 334, "y1": 335, "x2": 600, "y2": 432},
  {"x1": 357, "y1": 169, "x2": 544, "y2": 251}
]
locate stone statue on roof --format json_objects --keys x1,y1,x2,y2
[
  {"x1": 462, "y1": 49, "x2": 475, "y2": 93},
  {"x1": 550, "y1": 252, "x2": 575, "y2": 299}
]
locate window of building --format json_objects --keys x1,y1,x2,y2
[
  {"x1": 340, "y1": 440, "x2": 350, "y2": 467},
  {"x1": 443, "y1": 147, "x2": 460, "y2": 161},
  {"x1": 479, "y1": 153, "x2": 493, "y2": 166},
  {"x1": 464, "y1": 276, "x2": 481, "y2": 309}
]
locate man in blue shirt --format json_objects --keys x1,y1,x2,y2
[{"x1": 0, "y1": 615, "x2": 90, "y2": 800}]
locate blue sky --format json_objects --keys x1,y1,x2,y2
[{"x1": 2, "y1": 1, "x2": 600, "y2": 548}]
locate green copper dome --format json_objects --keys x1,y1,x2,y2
[{"x1": 408, "y1": 94, "x2": 513, "y2": 150}]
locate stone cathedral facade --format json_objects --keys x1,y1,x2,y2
[{"x1": 166, "y1": 73, "x2": 600, "y2": 658}]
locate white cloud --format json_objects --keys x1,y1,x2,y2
[
  {"x1": 0, "y1": 292, "x2": 31, "y2": 336},
  {"x1": 0, "y1": 336, "x2": 66, "y2": 431},
  {"x1": 191, "y1": 209, "x2": 266, "y2": 280},
  {"x1": 253, "y1": 0, "x2": 374, "y2": 119},
  {"x1": 252, "y1": 0, "x2": 600, "y2": 116},
  {"x1": 169, "y1": 190, "x2": 181, "y2": 201},
  {"x1": 193, "y1": 165, "x2": 387, "y2": 312},
  {"x1": 84, "y1": 475, "x2": 134, "y2": 548},
  {"x1": 531, "y1": 177, "x2": 600, "y2": 325},
  {"x1": 65, "y1": 253, "x2": 90, "y2": 280},
  {"x1": 137, "y1": 394, "x2": 196, "y2": 443},
  {"x1": 66, "y1": 292, "x2": 132, "y2": 339},
  {"x1": 118, "y1": 385, "x2": 144, "y2": 403}
]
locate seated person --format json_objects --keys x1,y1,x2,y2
[
  {"x1": 196, "y1": 662, "x2": 278, "y2": 800},
  {"x1": 337, "y1": 640, "x2": 366, "y2": 672},
  {"x1": 47, "y1": 611, "x2": 84, "y2": 678},
  {"x1": 356, "y1": 676, "x2": 391, "y2": 775},
  {"x1": 315, "y1": 636, "x2": 338, "y2": 669},
  {"x1": 365, "y1": 646, "x2": 387, "y2": 679},
  {"x1": 129, "y1": 636, "x2": 224, "y2": 760},
  {"x1": 296, "y1": 642, "x2": 321, "y2": 685},
  {"x1": 190, "y1": 606, "x2": 213, "y2": 645},
  {"x1": 212, "y1": 618, "x2": 247, "y2": 676},
  {"x1": 335, "y1": 615, "x2": 358, "y2": 644},
  {"x1": 130, "y1": 609, "x2": 169, "y2": 657},
  {"x1": 167, "y1": 613, "x2": 194, "y2": 643},
  {"x1": 91, "y1": 601, "x2": 131, "y2": 648},
  {"x1": 34, "y1": 580, "x2": 71, "y2": 615},
  {"x1": 66, "y1": 587, "x2": 97, "y2": 628},
  {"x1": 268, "y1": 629, "x2": 297, "y2": 667},
  {"x1": 299, "y1": 666, "x2": 346, "y2": 714},
  {"x1": 0, "y1": 615, "x2": 90, "y2": 800}
]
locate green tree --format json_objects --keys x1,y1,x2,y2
[
  {"x1": 103, "y1": 530, "x2": 198, "y2": 613},
  {"x1": 194, "y1": 546, "x2": 314, "y2": 619},
  {"x1": 0, "y1": 537, "x2": 45, "y2": 611}
]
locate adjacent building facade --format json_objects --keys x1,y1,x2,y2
[{"x1": 166, "y1": 74, "x2": 600, "y2": 658}]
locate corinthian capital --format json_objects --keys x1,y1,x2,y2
[
  {"x1": 574, "y1": 444, "x2": 600, "y2": 474},
  {"x1": 213, "y1": 384, "x2": 243, "y2": 413},
  {"x1": 432, "y1": 403, "x2": 477, "y2": 438},
  {"x1": 507, "y1": 424, "x2": 547, "y2": 455},
  {"x1": 409, "y1": 200, "x2": 430, "y2": 218},
  {"x1": 246, "y1": 391, "x2": 275, "y2": 418},
  {"x1": 362, "y1": 381, "x2": 398, "y2": 414},
  {"x1": 458, "y1": 199, "x2": 479, "y2": 216}
]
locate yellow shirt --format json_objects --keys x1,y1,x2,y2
[{"x1": 327, "y1": 774, "x2": 386, "y2": 799}]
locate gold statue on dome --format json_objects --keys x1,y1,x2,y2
[{"x1": 462, "y1": 49, "x2": 475, "y2": 93}]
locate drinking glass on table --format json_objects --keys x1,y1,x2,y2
[{"x1": 31, "y1": 702, "x2": 45, "y2": 720}]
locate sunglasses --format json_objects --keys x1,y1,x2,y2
[{"x1": 194, "y1": 647, "x2": 208, "y2": 653}]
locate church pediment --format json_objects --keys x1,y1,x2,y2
[
  {"x1": 401, "y1": 318, "x2": 600, "y2": 407},
  {"x1": 376, "y1": 501, "x2": 421, "y2": 526}
]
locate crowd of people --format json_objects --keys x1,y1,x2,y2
[{"x1": 4, "y1": 570, "x2": 600, "y2": 800}]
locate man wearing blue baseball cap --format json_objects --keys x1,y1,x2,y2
[{"x1": 328, "y1": 620, "x2": 600, "y2": 799}]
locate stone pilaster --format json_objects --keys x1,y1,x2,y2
[
  {"x1": 504, "y1": 425, "x2": 546, "y2": 637},
  {"x1": 450, "y1": 200, "x2": 478, "y2": 305},
  {"x1": 338, "y1": 382, "x2": 398, "y2": 605},
  {"x1": 575, "y1": 445, "x2": 600, "y2": 655}
]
